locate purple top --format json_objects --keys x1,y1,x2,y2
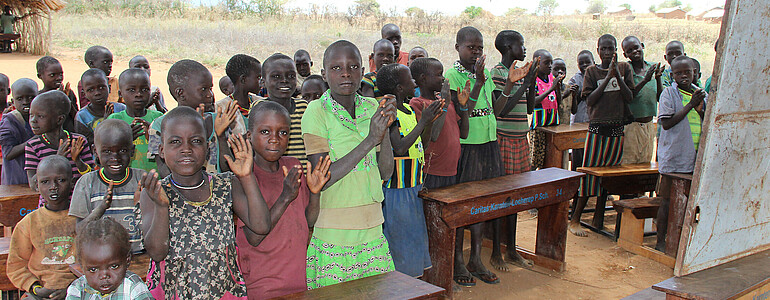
[
  {"x1": 0, "y1": 112, "x2": 34, "y2": 185},
  {"x1": 24, "y1": 132, "x2": 94, "y2": 182}
]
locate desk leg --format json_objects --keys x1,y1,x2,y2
[
  {"x1": 544, "y1": 133, "x2": 562, "y2": 169},
  {"x1": 665, "y1": 178, "x2": 690, "y2": 257},
  {"x1": 423, "y1": 201, "x2": 455, "y2": 298},
  {"x1": 535, "y1": 201, "x2": 569, "y2": 272}
]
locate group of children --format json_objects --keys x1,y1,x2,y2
[{"x1": 0, "y1": 21, "x2": 711, "y2": 299}]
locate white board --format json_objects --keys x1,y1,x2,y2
[{"x1": 675, "y1": 0, "x2": 770, "y2": 276}]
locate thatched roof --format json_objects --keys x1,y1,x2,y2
[
  {"x1": 0, "y1": 0, "x2": 64, "y2": 12},
  {"x1": 0, "y1": 0, "x2": 66, "y2": 54}
]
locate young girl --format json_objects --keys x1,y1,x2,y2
[
  {"x1": 301, "y1": 40, "x2": 396, "y2": 289},
  {"x1": 140, "y1": 106, "x2": 271, "y2": 300},
  {"x1": 529, "y1": 49, "x2": 564, "y2": 171}
]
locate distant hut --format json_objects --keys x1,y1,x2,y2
[
  {"x1": 0, "y1": 0, "x2": 65, "y2": 54},
  {"x1": 702, "y1": 8, "x2": 724, "y2": 23},
  {"x1": 607, "y1": 6, "x2": 632, "y2": 16},
  {"x1": 656, "y1": 7, "x2": 687, "y2": 19},
  {"x1": 687, "y1": 6, "x2": 724, "y2": 21}
]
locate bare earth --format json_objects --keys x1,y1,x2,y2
[{"x1": 1, "y1": 51, "x2": 672, "y2": 300}]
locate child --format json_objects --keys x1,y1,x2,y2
[
  {"x1": 78, "y1": 46, "x2": 119, "y2": 108},
  {"x1": 407, "y1": 47, "x2": 428, "y2": 66},
  {"x1": 75, "y1": 68, "x2": 127, "y2": 149},
  {"x1": 1, "y1": 78, "x2": 35, "y2": 185},
  {"x1": 147, "y1": 59, "x2": 238, "y2": 177},
  {"x1": 141, "y1": 106, "x2": 271, "y2": 299},
  {"x1": 0, "y1": 73, "x2": 8, "y2": 108},
  {"x1": 569, "y1": 50, "x2": 595, "y2": 170},
  {"x1": 70, "y1": 119, "x2": 146, "y2": 253},
  {"x1": 661, "y1": 40, "x2": 685, "y2": 88},
  {"x1": 219, "y1": 76, "x2": 234, "y2": 96},
  {"x1": 237, "y1": 101, "x2": 330, "y2": 299},
  {"x1": 369, "y1": 23, "x2": 409, "y2": 71},
  {"x1": 1, "y1": 5, "x2": 34, "y2": 52},
  {"x1": 66, "y1": 218, "x2": 153, "y2": 299},
  {"x1": 294, "y1": 49, "x2": 314, "y2": 89},
  {"x1": 301, "y1": 40, "x2": 396, "y2": 289},
  {"x1": 36, "y1": 56, "x2": 78, "y2": 132},
  {"x1": 691, "y1": 58, "x2": 702, "y2": 86},
  {"x1": 704, "y1": 39, "x2": 718, "y2": 93},
  {"x1": 621, "y1": 36, "x2": 663, "y2": 165},
  {"x1": 7, "y1": 155, "x2": 77, "y2": 298},
  {"x1": 377, "y1": 63, "x2": 442, "y2": 277},
  {"x1": 553, "y1": 58, "x2": 574, "y2": 124},
  {"x1": 257, "y1": 53, "x2": 310, "y2": 168},
  {"x1": 216, "y1": 54, "x2": 261, "y2": 137},
  {"x1": 569, "y1": 34, "x2": 635, "y2": 237},
  {"x1": 529, "y1": 49, "x2": 565, "y2": 171},
  {"x1": 106, "y1": 68, "x2": 163, "y2": 172},
  {"x1": 300, "y1": 75, "x2": 326, "y2": 102},
  {"x1": 360, "y1": 39, "x2": 395, "y2": 99},
  {"x1": 656, "y1": 56, "x2": 706, "y2": 251},
  {"x1": 129, "y1": 55, "x2": 168, "y2": 112},
  {"x1": 26, "y1": 91, "x2": 94, "y2": 190}
]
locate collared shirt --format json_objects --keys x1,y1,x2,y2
[
  {"x1": 65, "y1": 271, "x2": 153, "y2": 300},
  {"x1": 445, "y1": 61, "x2": 497, "y2": 144},
  {"x1": 627, "y1": 61, "x2": 658, "y2": 119}
]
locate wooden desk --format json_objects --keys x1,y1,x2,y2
[
  {"x1": 537, "y1": 123, "x2": 589, "y2": 169},
  {"x1": 577, "y1": 163, "x2": 659, "y2": 238},
  {"x1": 274, "y1": 271, "x2": 445, "y2": 299},
  {"x1": 419, "y1": 168, "x2": 583, "y2": 298},
  {"x1": 0, "y1": 185, "x2": 40, "y2": 236},
  {"x1": 662, "y1": 173, "x2": 693, "y2": 257}
]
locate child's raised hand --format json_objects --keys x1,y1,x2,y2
[
  {"x1": 655, "y1": 62, "x2": 664, "y2": 79},
  {"x1": 224, "y1": 133, "x2": 254, "y2": 178},
  {"x1": 474, "y1": 54, "x2": 487, "y2": 83},
  {"x1": 644, "y1": 63, "x2": 658, "y2": 82},
  {"x1": 457, "y1": 80, "x2": 472, "y2": 106},
  {"x1": 422, "y1": 98, "x2": 444, "y2": 124},
  {"x1": 105, "y1": 102, "x2": 114, "y2": 117},
  {"x1": 141, "y1": 170, "x2": 169, "y2": 207},
  {"x1": 151, "y1": 89, "x2": 161, "y2": 106},
  {"x1": 691, "y1": 88, "x2": 706, "y2": 107},
  {"x1": 378, "y1": 96, "x2": 397, "y2": 126},
  {"x1": 56, "y1": 138, "x2": 71, "y2": 157},
  {"x1": 196, "y1": 103, "x2": 206, "y2": 117},
  {"x1": 101, "y1": 181, "x2": 115, "y2": 209},
  {"x1": 58, "y1": 82, "x2": 71, "y2": 94},
  {"x1": 507, "y1": 60, "x2": 530, "y2": 84},
  {"x1": 569, "y1": 83, "x2": 580, "y2": 95},
  {"x1": 215, "y1": 101, "x2": 239, "y2": 137},
  {"x1": 281, "y1": 165, "x2": 302, "y2": 203},
  {"x1": 556, "y1": 73, "x2": 566, "y2": 84},
  {"x1": 369, "y1": 103, "x2": 393, "y2": 143},
  {"x1": 306, "y1": 155, "x2": 331, "y2": 194},
  {"x1": 132, "y1": 117, "x2": 150, "y2": 140},
  {"x1": 70, "y1": 136, "x2": 86, "y2": 161}
]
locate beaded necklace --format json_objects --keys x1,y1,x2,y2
[
  {"x1": 42, "y1": 130, "x2": 70, "y2": 145},
  {"x1": 98, "y1": 167, "x2": 130, "y2": 186}
]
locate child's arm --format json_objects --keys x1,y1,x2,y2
[
  {"x1": 25, "y1": 142, "x2": 38, "y2": 190},
  {"x1": 585, "y1": 56, "x2": 617, "y2": 107},
  {"x1": 76, "y1": 182, "x2": 114, "y2": 233},
  {"x1": 655, "y1": 65, "x2": 664, "y2": 101},
  {"x1": 615, "y1": 60, "x2": 634, "y2": 103},
  {"x1": 6, "y1": 218, "x2": 37, "y2": 294},
  {"x1": 377, "y1": 125, "x2": 394, "y2": 180},
  {"x1": 496, "y1": 59, "x2": 539, "y2": 116},
  {"x1": 389, "y1": 97, "x2": 443, "y2": 156},
  {"x1": 659, "y1": 88, "x2": 705, "y2": 130},
  {"x1": 492, "y1": 59, "x2": 535, "y2": 113},
  {"x1": 533, "y1": 74, "x2": 565, "y2": 108},
  {"x1": 226, "y1": 134, "x2": 271, "y2": 235},
  {"x1": 140, "y1": 170, "x2": 170, "y2": 262},
  {"x1": 360, "y1": 83, "x2": 375, "y2": 98},
  {"x1": 632, "y1": 63, "x2": 659, "y2": 96},
  {"x1": 213, "y1": 102, "x2": 238, "y2": 172},
  {"x1": 305, "y1": 158, "x2": 330, "y2": 226},
  {"x1": 67, "y1": 136, "x2": 92, "y2": 174},
  {"x1": 460, "y1": 55, "x2": 487, "y2": 112},
  {"x1": 456, "y1": 84, "x2": 471, "y2": 139},
  {"x1": 570, "y1": 84, "x2": 580, "y2": 114}
]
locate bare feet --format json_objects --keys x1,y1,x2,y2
[
  {"x1": 489, "y1": 254, "x2": 510, "y2": 272},
  {"x1": 506, "y1": 251, "x2": 534, "y2": 269},
  {"x1": 569, "y1": 222, "x2": 589, "y2": 237}
]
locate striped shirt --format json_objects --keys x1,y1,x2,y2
[
  {"x1": 24, "y1": 132, "x2": 94, "y2": 182},
  {"x1": 384, "y1": 105, "x2": 423, "y2": 189},
  {"x1": 678, "y1": 89, "x2": 702, "y2": 150},
  {"x1": 362, "y1": 72, "x2": 385, "y2": 99},
  {"x1": 491, "y1": 62, "x2": 530, "y2": 139}
]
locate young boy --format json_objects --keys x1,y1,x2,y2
[
  {"x1": 219, "y1": 75, "x2": 234, "y2": 96},
  {"x1": 294, "y1": 49, "x2": 314, "y2": 88},
  {"x1": 553, "y1": 58, "x2": 574, "y2": 124},
  {"x1": 67, "y1": 218, "x2": 153, "y2": 299},
  {"x1": 106, "y1": 68, "x2": 163, "y2": 172},
  {"x1": 360, "y1": 39, "x2": 395, "y2": 99},
  {"x1": 129, "y1": 55, "x2": 167, "y2": 112},
  {"x1": 0, "y1": 73, "x2": 8, "y2": 108},
  {"x1": 7, "y1": 155, "x2": 77, "y2": 298},
  {"x1": 569, "y1": 34, "x2": 635, "y2": 237},
  {"x1": 237, "y1": 101, "x2": 329, "y2": 299},
  {"x1": 70, "y1": 119, "x2": 146, "y2": 253},
  {"x1": 1, "y1": 78, "x2": 35, "y2": 185},
  {"x1": 36, "y1": 56, "x2": 78, "y2": 132},
  {"x1": 215, "y1": 54, "x2": 261, "y2": 137},
  {"x1": 408, "y1": 47, "x2": 428, "y2": 66},
  {"x1": 656, "y1": 56, "x2": 706, "y2": 251},
  {"x1": 300, "y1": 74, "x2": 326, "y2": 102},
  {"x1": 569, "y1": 50, "x2": 595, "y2": 170},
  {"x1": 75, "y1": 68, "x2": 127, "y2": 149},
  {"x1": 26, "y1": 91, "x2": 94, "y2": 190},
  {"x1": 661, "y1": 40, "x2": 686, "y2": 88},
  {"x1": 78, "y1": 46, "x2": 119, "y2": 108},
  {"x1": 621, "y1": 36, "x2": 663, "y2": 165},
  {"x1": 368, "y1": 23, "x2": 409, "y2": 71}
]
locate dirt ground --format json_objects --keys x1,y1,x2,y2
[{"x1": 1, "y1": 51, "x2": 673, "y2": 300}]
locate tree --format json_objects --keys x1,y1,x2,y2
[
  {"x1": 350, "y1": 0, "x2": 380, "y2": 16},
  {"x1": 658, "y1": 0, "x2": 682, "y2": 9},
  {"x1": 536, "y1": 0, "x2": 558, "y2": 15},
  {"x1": 586, "y1": 0, "x2": 606, "y2": 14},
  {"x1": 649, "y1": 4, "x2": 656, "y2": 13},
  {"x1": 462, "y1": 6, "x2": 483, "y2": 19},
  {"x1": 405, "y1": 6, "x2": 425, "y2": 18},
  {"x1": 249, "y1": 0, "x2": 286, "y2": 16},
  {"x1": 620, "y1": 3, "x2": 631, "y2": 10},
  {"x1": 506, "y1": 7, "x2": 528, "y2": 16}
]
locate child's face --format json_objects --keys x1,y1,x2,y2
[
  {"x1": 37, "y1": 164, "x2": 72, "y2": 206},
  {"x1": 121, "y1": 75, "x2": 152, "y2": 113},
  {"x1": 537, "y1": 53, "x2": 553, "y2": 76},
  {"x1": 89, "y1": 51, "x2": 114, "y2": 77},
  {"x1": 243, "y1": 66, "x2": 262, "y2": 94},
  {"x1": 219, "y1": 76, "x2": 234, "y2": 96},
  {"x1": 0, "y1": 78, "x2": 10, "y2": 107},
  {"x1": 397, "y1": 67, "x2": 417, "y2": 99},
  {"x1": 622, "y1": 39, "x2": 645, "y2": 63},
  {"x1": 180, "y1": 71, "x2": 214, "y2": 112},
  {"x1": 11, "y1": 84, "x2": 35, "y2": 117},
  {"x1": 160, "y1": 117, "x2": 208, "y2": 177},
  {"x1": 383, "y1": 29, "x2": 402, "y2": 54},
  {"x1": 577, "y1": 53, "x2": 594, "y2": 74},
  {"x1": 372, "y1": 43, "x2": 395, "y2": 72},
  {"x1": 408, "y1": 49, "x2": 427, "y2": 66},
  {"x1": 80, "y1": 241, "x2": 129, "y2": 296},
  {"x1": 693, "y1": 64, "x2": 701, "y2": 83},
  {"x1": 421, "y1": 63, "x2": 445, "y2": 94},
  {"x1": 129, "y1": 57, "x2": 152, "y2": 77},
  {"x1": 511, "y1": 40, "x2": 526, "y2": 61},
  {"x1": 597, "y1": 39, "x2": 617, "y2": 64},
  {"x1": 83, "y1": 75, "x2": 110, "y2": 107},
  {"x1": 264, "y1": 60, "x2": 296, "y2": 100},
  {"x1": 672, "y1": 60, "x2": 694, "y2": 88},
  {"x1": 322, "y1": 48, "x2": 364, "y2": 97},
  {"x1": 301, "y1": 80, "x2": 324, "y2": 102},
  {"x1": 456, "y1": 35, "x2": 484, "y2": 68},
  {"x1": 96, "y1": 134, "x2": 134, "y2": 179},
  {"x1": 295, "y1": 55, "x2": 312, "y2": 77},
  {"x1": 552, "y1": 60, "x2": 567, "y2": 78},
  {"x1": 39, "y1": 63, "x2": 64, "y2": 90},
  {"x1": 249, "y1": 111, "x2": 290, "y2": 163},
  {"x1": 665, "y1": 44, "x2": 684, "y2": 65},
  {"x1": 29, "y1": 100, "x2": 62, "y2": 135}
]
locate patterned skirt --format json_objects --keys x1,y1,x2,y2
[
  {"x1": 306, "y1": 234, "x2": 395, "y2": 289},
  {"x1": 578, "y1": 132, "x2": 624, "y2": 197},
  {"x1": 530, "y1": 130, "x2": 547, "y2": 170},
  {"x1": 382, "y1": 185, "x2": 432, "y2": 277},
  {"x1": 498, "y1": 135, "x2": 531, "y2": 175}
]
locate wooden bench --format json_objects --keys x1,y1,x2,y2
[
  {"x1": 419, "y1": 168, "x2": 583, "y2": 298},
  {"x1": 614, "y1": 197, "x2": 675, "y2": 267},
  {"x1": 537, "y1": 123, "x2": 589, "y2": 169},
  {"x1": 621, "y1": 287, "x2": 667, "y2": 299},
  {"x1": 577, "y1": 163, "x2": 659, "y2": 239},
  {"x1": 0, "y1": 34, "x2": 21, "y2": 53},
  {"x1": 274, "y1": 271, "x2": 444, "y2": 299}
]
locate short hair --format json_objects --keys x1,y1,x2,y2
[
  {"x1": 36, "y1": 56, "x2": 60, "y2": 74},
  {"x1": 160, "y1": 106, "x2": 205, "y2": 140},
  {"x1": 167, "y1": 59, "x2": 209, "y2": 93},
  {"x1": 373, "y1": 39, "x2": 394, "y2": 53},
  {"x1": 11, "y1": 78, "x2": 37, "y2": 92},
  {"x1": 84, "y1": 46, "x2": 110, "y2": 64},
  {"x1": 578, "y1": 50, "x2": 594, "y2": 58},
  {"x1": 248, "y1": 100, "x2": 291, "y2": 131},
  {"x1": 456, "y1": 26, "x2": 482, "y2": 44},
  {"x1": 671, "y1": 55, "x2": 693, "y2": 69},
  {"x1": 376, "y1": 63, "x2": 408, "y2": 95},
  {"x1": 81, "y1": 68, "x2": 107, "y2": 83},
  {"x1": 294, "y1": 49, "x2": 310, "y2": 60},
  {"x1": 409, "y1": 57, "x2": 441, "y2": 79},
  {"x1": 322, "y1": 40, "x2": 362, "y2": 69},
  {"x1": 381, "y1": 23, "x2": 400, "y2": 36},
  {"x1": 75, "y1": 218, "x2": 131, "y2": 262},
  {"x1": 262, "y1": 53, "x2": 293, "y2": 77},
  {"x1": 128, "y1": 55, "x2": 148, "y2": 67},
  {"x1": 302, "y1": 74, "x2": 327, "y2": 90},
  {"x1": 533, "y1": 49, "x2": 551, "y2": 59},
  {"x1": 598, "y1": 34, "x2": 617, "y2": 46},
  {"x1": 118, "y1": 68, "x2": 150, "y2": 87},
  {"x1": 621, "y1": 35, "x2": 641, "y2": 47},
  {"x1": 0, "y1": 73, "x2": 8, "y2": 85},
  {"x1": 225, "y1": 54, "x2": 261, "y2": 84},
  {"x1": 666, "y1": 40, "x2": 684, "y2": 51},
  {"x1": 94, "y1": 119, "x2": 133, "y2": 148},
  {"x1": 553, "y1": 58, "x2": 565, "y2": 64},
  {"x1": 494, "y1": 30, "x2": 524, "y2": 54},
  {"x1": 691, "y1": 57, "x2": 701, "y2": 70},
  {"x1": 38, "y1": 155, "x2": 72, "y2": 179},
  {"x1": 33, "y1": 90, "x2": 71, "y2": 117},
  {"x1": 409, "y1": 46, "x2": 428, "y2": 56}
]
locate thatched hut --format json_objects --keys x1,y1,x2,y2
[{"x1": 0, "y1": 0, "x2": 65, "y2": 54}]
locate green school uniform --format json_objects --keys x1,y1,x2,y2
[
  {"x1": 445, "y1": 61, "x2": 497, "y2": 144},
  {"x1": 107, "y1": 110, "x2": 164, "y2": 172}
]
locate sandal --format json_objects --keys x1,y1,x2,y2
[
  {"x1": 470, "y1": 270, "x2": 500, "y2": 284},
  {"x1": 453, "y1": 273, "x2": 476, "y2": 287}
]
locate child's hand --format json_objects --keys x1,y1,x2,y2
[
  {"x1": 507, "y1": 59, "x2": 533, "y2": 84},
  {"x1": 49, "y1": 288, "x2": 66, "y2": 299},
  {"x1": 644, "y1": 63, "x2": 658, "y2": 82},
  {"x1": 306, "y1": 156, "x2": 331, "y2": 194},
  {"x1": 691, "y1": 88, "x2": 706, "y2": 107},
  {"x1": 569, "y1": 83, "x2": 580, "y2": 95},
  {"x1": 422, "y1": 99, "x2": 444, "y2": 124},
  {"x1": 100, "y1": 181, "x2": 115, "y2": 209},
  {"x1": 151, "y1": 89, "x2": 161, "y2": 106},
  {"x1": 655, "y1": 62, "x2": 664, "y2": 79},
  {"x1": 33, "y1": 287, "x2": 66, "y2": 299},
  {"x1": 196, "y1": 103, "x2": 206, "y2": 117},
  {"x1": 141, "y1": 170, "x2": 169, "y2": 207},
  {"x1": 105, "y1": 102, "x2": 114, "y2": 117},
  {"x1": 378, "y1": 96, "x2": 397, "y2": 126},
  {"x1": 556, "y1": 73, "x2": 566, "y2": 84},
  {"x1": 280, "y1": 166, "x2": 302, "y2": 203},
  {"x1": 58, "y1": 82, "x2": 71, "y2": 94},
  {"x1": 369, "y1": 101, "x2": 394, "y2": 143},
  {"x1": 457, "y1": 80, "x2": 472, "y2": 106},
  {"x1": 474, "y1": 54, "x2": 487, "y2": 83},
  {"x1": 607, "y1": 54, "x2": 618, "y2": 78},
  {"x1": 56, "y1": 138, "x2": 71, "y2": 157},
  {"x1": 215, "y1": 101, "x2": 239, "y2": 137},
  {"x1": 224, "y1": 133, "x2": 254, "y2": 178},
  {"x1": 70, "y1": 136, "x2": 86, "y2": 161},
  {"x1": 132, "y1": 117, "x2": 150, "y2": 141}
]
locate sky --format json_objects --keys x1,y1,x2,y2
[{"x1": 196, "y1": 0, "x2": 726, "y2": 16}]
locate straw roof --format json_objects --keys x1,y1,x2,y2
[{"x1": 0, "y1": 0, "x2": 66, "y2": 54}]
